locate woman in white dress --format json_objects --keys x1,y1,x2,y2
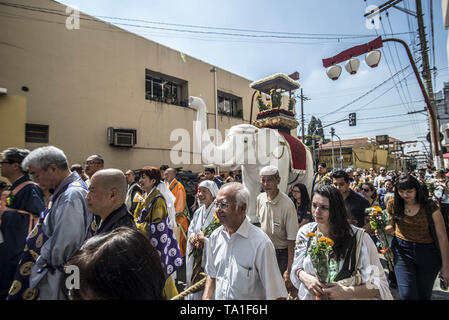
[
  {"x1": 185, "y1": 180, "x2": 219, "y2": 300},
  {"x1": 290, "y1": 185, "x2": 393, "y2": 300}
]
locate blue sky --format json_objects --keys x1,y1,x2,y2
[{"x1": 59, "y1": 0, "x2": 448, "y2": 156}]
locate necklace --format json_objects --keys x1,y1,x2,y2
[{"x1": 404, "y1": 203, "x2": 419, "y2": 215}]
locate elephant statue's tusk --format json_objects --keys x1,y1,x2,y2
[{"x1": 271, "y1": 144, "x2": 285, "y2": 160}]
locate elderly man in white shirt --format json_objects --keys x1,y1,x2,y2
[
  {"x1": 257, "y1": 165, "x2": 299, "y2": 293},
  {"x1": 202, "y1": 182, "x2": 287, "y2": 300}
]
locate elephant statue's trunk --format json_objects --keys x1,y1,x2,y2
[{"x1": 189, "y1": 96, "x2": 236, "y2": 165}]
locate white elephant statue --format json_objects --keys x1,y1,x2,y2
[{"x1": 189, "y1": 96, "x2": 314, "y2": 224}]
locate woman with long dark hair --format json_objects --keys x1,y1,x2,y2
[
  {"x1": 360, "y1": 182, "x2": 379, "y2": 207},
  {"x1": 290, "y1": 185, "x2": 392, "y2": 300},
  {"x1": 290, "y1": 183, "x2": 313, "y2": 228},
  {"x1": 385, "y1": 174, "x2": 449, "y2": 300}
]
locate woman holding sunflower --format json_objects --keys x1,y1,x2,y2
[
  {"x1": 185, "y1": 180, "x2": 219, "y2": 300},
  {"x1": 290, "y1": 185, "x2": 392, "y2": 300}
]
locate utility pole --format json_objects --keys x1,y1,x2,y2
[
  {"x1": 210, "y1": 66, "x2": 219, "y2": 174},
  {"x1": 299, "y1": 88, "x2": 310, "y2": 143},
  {"x1": 415, "y1": 0, "x2": 441, "y2": 168},
  {"x1": 330, "y1": 127, "x2": 336, "y2": 171},
  {"x1": 364, "y1": 0, "x2": 441, "y2": 167}
]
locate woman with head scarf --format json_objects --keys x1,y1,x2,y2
[{"x1": 185, "y1": 180, "x2": 219, "y2": 300}]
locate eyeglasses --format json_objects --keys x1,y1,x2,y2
[
  {"x1": 0, "y1": 161, "x2": 10, "y2": 165},
  {"x1": 214, "y1": 200, "x2": 231, "y2": 210},
  {"x1": 292, "y1": 190, "x2": 300, "y2": 193},
  {"x1": 353, "y1": 175, "x2": 360, "y2": 177},
  {"x1": 361, "y1": 188, "x2": 371, "y2": 192}
]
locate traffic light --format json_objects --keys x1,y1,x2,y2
[
  {"x1": 314, "y1": 139, "x2": 320, "y2": 149},
  {"x1": 349, "y1": 113, "x2": 356, "y2": 126},
  {"x1": 330, "y1": 127, "x2": 335, "y2": 136}
]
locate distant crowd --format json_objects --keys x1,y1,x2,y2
[{"x1": 0, "y1": 146, "x2": 448, "y2": 300}]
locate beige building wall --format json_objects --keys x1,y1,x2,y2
[
  {"x1": 1, "y1": 0, "x2": 292, "y2": 173},
  {"x1": 0, "y1": 94, "x2": 27, "y2": 183}
]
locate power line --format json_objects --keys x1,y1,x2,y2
[
  {"x1": 320, "y1": 65, "x2": 410, "y2": 119},
  {"x1": 384, "y1": 10, "x2": 422, "y2": 136},
  {"x1": 0, "y1": 1, "x2": 415, "y2": 41}
]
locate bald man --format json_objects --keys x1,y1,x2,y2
[{"x1": 86, "y1": 169, "x2": 135, "y2": 235}]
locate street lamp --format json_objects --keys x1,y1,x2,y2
[{"x1": 322, "y1": 36, "x2": 442, "y2": 168}]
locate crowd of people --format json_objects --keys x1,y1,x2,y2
[{"x1": 0, "y1": 146, "x2": 448, "y2": 300}]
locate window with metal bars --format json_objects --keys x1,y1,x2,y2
[{"x1": 25, "y1": 124, "x2": 49, "y2": 143}]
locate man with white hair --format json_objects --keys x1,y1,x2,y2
[
  {"x1": 202, "y1": 182, "x2": 287, "y2": 300},
  {"x1": 7, "y1": 146, "x2": 92, "y2": 300},
  {"x1": 257, "y1": 165, "x2": 299, "y2": 294},
  {"x1": 86, "y1": 169, "x2": 135, "y2": 235}
]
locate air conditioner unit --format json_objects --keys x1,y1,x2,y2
[{"x1": 107, "y1": 127, "x2": 137, "y2": 147}]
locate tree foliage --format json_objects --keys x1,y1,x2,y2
[{"x1": 306, "y1": 116, "x2": 328, "y2": 147}]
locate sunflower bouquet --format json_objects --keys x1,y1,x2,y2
[
  {"x1": 306, "y1": 232, "x2": 334, "y2": 284},
  {"x1": 189, "y1": 213, "x2": 221, "y2": 286},
  {"x1": 366, "y1": 206, "x2": 394, "y2": 272},
  {"x1": 426, "y1": 179, "x2": 437, "y2": 197},
  {"x1": 189, "y1": 213, "x2": 221, "y2": 259}
]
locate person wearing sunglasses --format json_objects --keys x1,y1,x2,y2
[
  {"x1": 84, "y1": 155, "x2": 104, "y2": 187},
  {"x1": 373, "y1": 167, "x2": 391, "y2": 189},
  {"x1": 360, "y1": 182, "x2": 379, "y2": 207},
  {"x1": 350, "y1": 171, "x2": 364, "y2": 193}
]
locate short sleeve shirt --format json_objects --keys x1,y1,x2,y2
[
  {"x1": 204, "y1": 218, "x2": 287, "y2": 300},
  {"x1": 257, "y1": 191, "x2": 299, "y2": 249}
]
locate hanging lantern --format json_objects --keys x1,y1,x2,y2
[
  {"x1": 344, "y1": 58, "x2": 360, "y2": 75},
  {"x1": 326, "y1": 65, "x2": 342, "y2": 80},
  {"x1": 365, "y1": 50, "x2": 382, "y2": 68}
]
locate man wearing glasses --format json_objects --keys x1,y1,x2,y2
[
  {"x1": 0, "y1": 148, "x2": 45, "y2": 299},
  {"x1": 84, "y1": 155, "x2": 104, "y2": 187},
  {"x1": 202, "y1": 182, "x2": 287, "y2": 300},
  {"x1": 373, "y1": 167, "x2": 391, "y2": 189}
]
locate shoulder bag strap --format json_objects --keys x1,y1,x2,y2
[
  {"x1": 305, "y1": 224, "x2": 319, "y2": 253},
  {"x1": 353, "y1": 228, "x2": 365, "y2": 272}
]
